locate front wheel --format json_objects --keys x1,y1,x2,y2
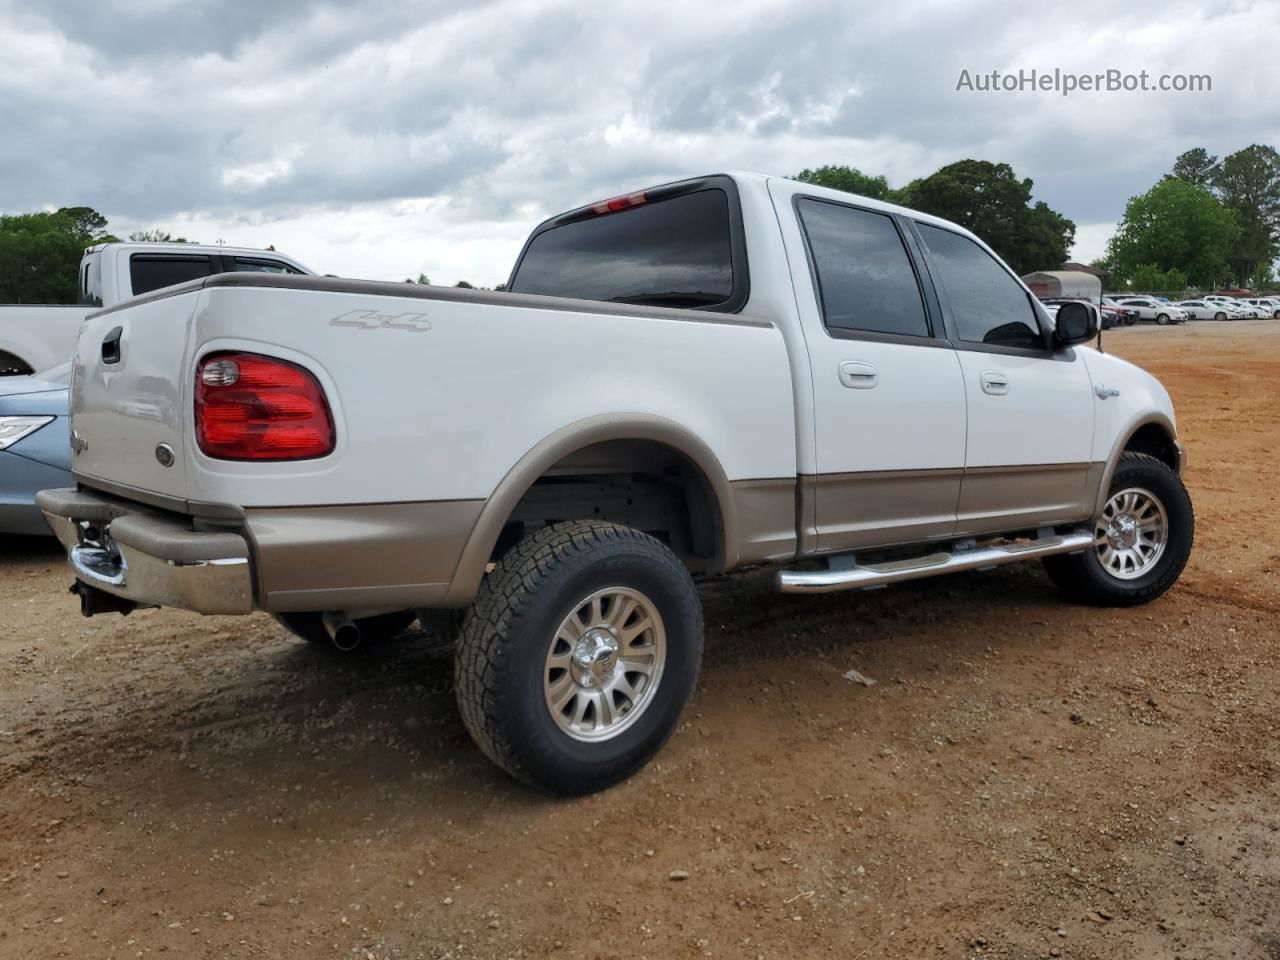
[
  {"x1": 1215, "y1": 312, "x2": 1227, "y2": 322},
  {"x1": 1043, "y1": 453, "x2": 1193, "y2": 606},
  {"x1": 454, "y1": 520, "x2": 703, "y2": 794},
  {"x1": 1156, "y1": 313, "x2": 1170, "y2": 325}
]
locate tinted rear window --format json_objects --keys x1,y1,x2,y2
[
  {"x1": 510, "y1": 189, "x2": 735, "y2": 309},
  {"x1": 130, "y1": 255, "x2": 214, "y2": 296}
]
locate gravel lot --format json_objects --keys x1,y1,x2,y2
[{"x1": 2, "y1": 320, "x2": 1278, "y2": 960}]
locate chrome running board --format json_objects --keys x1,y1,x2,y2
[{"x1": 776, "y1": 531, "x2": 1096, "y2": 594}]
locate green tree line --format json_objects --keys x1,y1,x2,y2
[
  {"x1": 0, "y1": 207, "x2": 201, "y2": 303},
  {"x1": 1100, "y1": 145, "x2": 1280, "y2": 290},
  {"x1": 795, "y1": 159, "x2": 1075, "y2": 276},
  {"x1": 797, "y1": 145, "x2": 1280, "y2": 291}
]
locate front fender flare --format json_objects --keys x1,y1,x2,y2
[{"x1": 1093, "y1": 412, "x2": 1179, "y2": 516}]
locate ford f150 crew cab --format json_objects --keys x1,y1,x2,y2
[
  {"x1": 1, "y1": 243, "x2": 311, "y2": 375},
  {"x1": 38, "y1": 173, "x2": 1194, "y2": 794}
]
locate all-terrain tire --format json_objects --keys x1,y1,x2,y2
[
  {"x1": 1043, "y1": 453, "x2": 1193, "y2": 607},
  {"x1": 454, "y1": 520, "x2": 703, "y2": 795},
  {"x1": 273, "y1": 610, "x2": 417, "y2": 651}
]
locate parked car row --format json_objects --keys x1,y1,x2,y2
[
  {"x1": 1106, "y1": 293, "x2": 1280, "y2": 323},
  {"x1": 1175, "y1": 295, "x2": 1280, "y2": 320}
]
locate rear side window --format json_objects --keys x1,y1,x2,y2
[
  {"x1": 797, "y1": 199, "x2": 930, "y2": 339},
  {"x1": 130, "y1": 255, "x2": 215, "y2": 296},
  {"x1": 510, "y1": 189, "x2": 736, "y2": 309},
  {"x1": 916, "y1": 224, "x2": 1042, "y2": 350},
  {"x1": 230, "y1": 257, "x2": 299, "y2": 274}
]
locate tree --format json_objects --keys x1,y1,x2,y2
[
  {"x1": 1211, "y1": 144, "x2": 1280, "y2": 285},
  {"x1": 403, "y1": 273, "x2": 430, "y2": 284},
  {"x1": 1104, "y1": 178, "x2": 1238, "y2": 289},
  {"x1": 0, "y1": 207, "x2": 114, "y2": 303},
  {"x1": 896, "y1": 160, "x2": 1075, "y2": 275},
  {"x1": 454, "y1": 280, "x2": 474, "y2": 289},
  {"x1": 794, "y1": 165, "x2": 897, "y2": 202},
  {"x1": 129, "y1": 228, "x2": 194, "y2": 243},
  {"x1": 1167, "y1": 148, "x2": 1219, "y2": 189},
  {"x1": 1127, "y1": 263, "x2": 1188, "y2": 294}
]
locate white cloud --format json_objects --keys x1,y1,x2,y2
[
  {"x1": 1, "y1": 0, "x2": 1277, "y2": 283},
  {"x1": 1070, "y1": 223, "x2": 1118, "y2": 266}
]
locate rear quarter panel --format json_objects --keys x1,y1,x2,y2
[{"x1": 181, "y1": 286, "x2": 797, "y2": 508}]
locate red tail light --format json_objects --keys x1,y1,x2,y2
[{"x1": 195, "y1": 351, "x2": 335, "y2": 461}]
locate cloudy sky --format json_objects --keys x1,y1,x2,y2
[{"x1": 3, "y1": 0, "x2": 1278, "y2": 286}]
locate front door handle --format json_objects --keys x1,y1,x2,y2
[
  {"x1": 102, "y1": 326, "x2": 123, "y2": 365},
  {"x1": 980, "y1": 370, "x2": 1009, "y2": 395},
  {"x1": 838, "y1": 361, "x2": 879, "y2": 389}
]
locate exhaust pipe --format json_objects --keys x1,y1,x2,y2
[{"x1": 321, "y1": 611, "x2": 361, "y2": 651}]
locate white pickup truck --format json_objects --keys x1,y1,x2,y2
[
  {"x1": 0, "y1": 243, "x2": 310, "y2": 375},
  {"x1": 38, "y1": 173, "x2": 1193, "y2": 794}
]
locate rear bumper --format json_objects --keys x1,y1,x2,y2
[{"x1": 36, "y1": 487, "x2": 253, "y2": 615}]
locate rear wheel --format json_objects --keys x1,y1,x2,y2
[
  {"x1": 1044, "y1": 453, "x2": 1193, "y2": 606},
  {"x1": 454, "y1": 520, "x2": 702, "y2": 795},
  {"x1": 273, "y1": 610, "x2": 417, "y2": 652}
]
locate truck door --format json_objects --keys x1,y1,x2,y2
[
  {"x1": 910, "y1": 222, "x2": 1096, "y2": 533},
  {"x1": 773, "y1": 186, "x2": 968, "y2": 553}
]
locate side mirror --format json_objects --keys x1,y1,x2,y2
[{"x1": 1053, "y1": 301, "x2": 1098, "y2": 347}]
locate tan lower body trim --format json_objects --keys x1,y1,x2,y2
[
  {"x1": 955, "y1": 461, "x2": 1096, "y2": 536},
  {"x1": 729, "y1": 478, "x2": 798, "y2": 565},
  {"x1": 802, "y1": 461, "x2": 1102, "y2": 556},
  {"x1": 245, "y1": 500, "x2": 483, "y2": 613},
  {"x1": 809, "y1": 467, "x2": 965, "y2": 553}
]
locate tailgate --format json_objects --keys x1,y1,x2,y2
[{"x1": 69, "y1": 289, "x2": 199, "y2": 500}]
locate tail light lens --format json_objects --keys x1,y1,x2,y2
[{"x1": 195, "y1": 351, "x2": 335, "y2": 461}]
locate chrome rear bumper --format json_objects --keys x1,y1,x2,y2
[{"x1": 36, "y1": 487, "x2": 253, "y2": 615}]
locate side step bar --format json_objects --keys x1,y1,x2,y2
[{"x1": 776, "y1": 531, "x2": 1096, "y2": 594}]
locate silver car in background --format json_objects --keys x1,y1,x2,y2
[{"x1": 1115, "y1": 297, "x2": 1187, "y2": 325}]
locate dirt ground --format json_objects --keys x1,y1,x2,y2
[{"x1": 2, "y1": 321, "x2": 1278, "y2": 960}]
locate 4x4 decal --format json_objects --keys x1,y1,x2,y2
[{"x1": 330, "y1": 308, "x2": 431, "y2": 332}]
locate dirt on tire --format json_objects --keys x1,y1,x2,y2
[{"x1": 2, "y1": 320, "x2": 1279, "y2": 959}]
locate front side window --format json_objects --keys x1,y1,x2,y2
[
  {"x1": 129, "y1": 255, "x2": 215, "y2": 296},
  {"x1": 509, "y1": 188, "x2": 736, "y2": 309},
  {"x1": 916, "y1": 224, "x2": 1042, "y2": 350},
  {"x1": 797, "y1": 199, "x2": 930, "y2": 338}
]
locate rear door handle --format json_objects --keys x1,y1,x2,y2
[
  {"x1": 980, "y1": 370, "x2": 1009, "y2": 395},
  {"x1": 838, "y1": 361, "x2": 879, "y2": 389},
  {"x1": 102, "y1": 326, "x2": 123, "y2": 365}
]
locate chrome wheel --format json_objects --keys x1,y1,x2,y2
[
  {"x1": 1095, "y1": 487, "x2": 1168, "y2": 580},
  {"x1": 544, "y1": 586, "x2": 666, "y2": 742}
]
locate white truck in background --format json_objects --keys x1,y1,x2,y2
[
  {"x1": 39, "y1": 172, "x2": 1194, "y2": 795},
  {"x1": 0, "y1": 243, "x2": 311, "y2": 375}
]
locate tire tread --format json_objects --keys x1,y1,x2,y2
[{"x1": 455, "y1": 520, "x2": 699, "y2": 788}]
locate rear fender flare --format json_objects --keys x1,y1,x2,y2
[{"x1": 439, "y1": 414, "x2": 738, "y2": 607}]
